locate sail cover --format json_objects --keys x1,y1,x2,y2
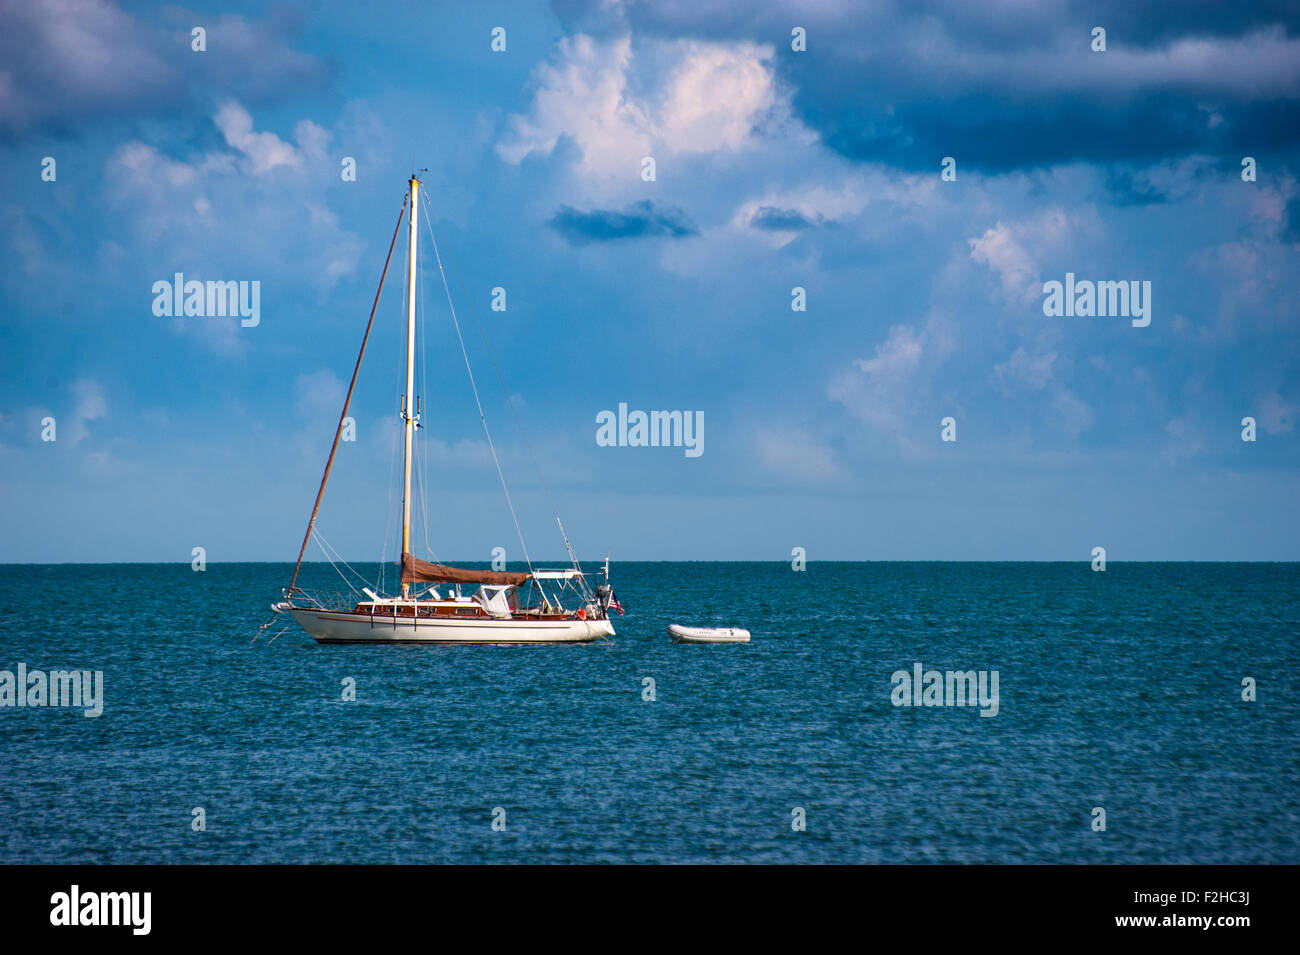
[
  {"x1": 401, "y1": 552, "x2": 529, "y2": 586},
  {"x1": 475, "y1": 586, "x2": 514, "y2": 619}
]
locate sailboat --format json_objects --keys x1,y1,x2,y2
[{"x1": 272, "y1": 175, "x2": 617, "y2": 644}]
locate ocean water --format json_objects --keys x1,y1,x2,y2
[{"x1": 0, "y1": 561, "x2": 1296, "y2": 864}]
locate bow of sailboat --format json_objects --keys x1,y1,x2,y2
[{"x1": 269, "y1": 175, "x2": 616, "y2": 645}]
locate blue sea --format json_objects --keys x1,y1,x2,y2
[{"x1": 1, "y1": 561, "x2": 1296, "y2": 864}]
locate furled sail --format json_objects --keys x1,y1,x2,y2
[{"x1": 401, "y1": 552, "x2": 529, "y2": 586}]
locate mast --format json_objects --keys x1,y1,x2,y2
[{"x1": 401, "y1": 175, "x2": 420, "y2": 595}]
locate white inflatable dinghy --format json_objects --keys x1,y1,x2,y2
[{"x1": 668, "y1": 624, "x2": 751, "y2": 644}]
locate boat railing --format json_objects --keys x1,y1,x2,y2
[
  {"x1": 291, "y1": 587, "x2": 605, "y2": 617},
  {"x1": 292, "y1": 590, "x2": 359, "y2": 611}
]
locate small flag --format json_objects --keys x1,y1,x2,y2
[{"x1": 608, "y1": 590, "x2": 624, "y2": 615}]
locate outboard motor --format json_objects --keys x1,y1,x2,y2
[{"x1": 595, "y1": 583, "x2": 612, "y2": 612}]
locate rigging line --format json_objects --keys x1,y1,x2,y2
[
  {"x1": 419, "y1": 190, "x2": 534, "y2": 574},
  {"x1": 417, "y1": 231, "x2": 435, "y2": 561},
  {"x1": 311, "y1": 531, "x2": 365, "y2": 598},
  {"x1": 420, "y1": 194, "x2": 585, "y2": 578},
  {"x1": 312, "y1": 526, "x2": 371, "y2": 587},
  {"x1": 415, "y1": 419, "x2": 436, "y2": 561},
  {"x1": 381, "y1": 218, "x2": 410, "y2": 594},
  {"x1": 379, "y1": 382, "x2": 400, "y2": 597},
  {"x1": 318, "y1": 536, "x2": 376, "y2": 603},
  {"x1": 379, "y1": 391, "x2": 400, "y2": 594},
  {"x1": 384, "y1": 219, "x2": 415, "y2": 591},
  {"x1": 288, "y1": 193, "x2": 409, "y2": 596}
]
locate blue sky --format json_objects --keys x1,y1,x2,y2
[{"x1": 1, "y1": 0, "x2": 1297, "y2": 562}]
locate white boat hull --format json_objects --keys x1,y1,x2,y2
[
  {"x1": 668, "y1": 624, "x2": 750, "y2": 644},
  {"x1": 289, "y1": 608, "x2": 614, "y2": 644}
]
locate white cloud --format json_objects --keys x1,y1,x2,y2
[
  {"x1": 498, "y1": 34, "x2": 794, "y2": 183},
  {"x1": 855, "y1": 325, "x2": 923, "y2": 381},
  {"x1": 306, "y1": 203, "x2": 363, "y2": 284},
  {"x1": 829, "y1": 318, "x2": 956, "y2": 451},
  {"x1": 968, "y1": 221, "x2": 1039, "y2": 304},
  {"x1": 67, "y1": 378, "x2": 107, "y2": 446},
  {"x1": 497, "y1": 35, "x2": 651, "y2": 176},
  {"x1": 659, "y1": 41, "x2": 778, "y2": 153},
  {"x1": 1192, "y1": 240, "x2": 1266, "y2": 300},
  {"x1": 994, "y1": 346, "x2": 1056, "y2": 390},
  {"x1": 104, "y1": 100, "x2": 367, "y2": 300},
  {"x1": 214, "y1": 100, "x2": 327, "y2": 174},
  {"x1": 755, "y1": 427, "x2": 840, "y2": 483},
  {"x1": 1258, "y1": 392, "x2": 1298, "y2": 434},
  {"x1": 1163, "y1": 417, "x2": 1207, "y2": 462},
  {"x1": 1052, "y1": 389, "x2": 1094, "y2": 437},
  {"x1": 294, "y1": 370, "x2": 345, "y2": 421},
  {"x1": 110, "y1": 141, "x2": 234, "y2": 198},
  {"x1": 728, "y1": 170, "x2": 939, "y2": 248},
  {"x1": 968, "y1": 209, "x2": 1072, "y2": 304}
]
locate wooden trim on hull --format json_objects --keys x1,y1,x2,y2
[{"x1": 288, "y1": 608, "x2": 613, "y2": 644}]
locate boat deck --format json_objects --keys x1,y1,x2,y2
[{"x1": 349, "y1": 602, "x2": 575, "y2": 621}]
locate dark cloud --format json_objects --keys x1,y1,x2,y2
[
  {"x1": 1057, "y1": 0, "x2": 1300, "y2": 45},
  {"x1": 554, "y1": 0, "x2": 1300, "y2": 172},
  {"x1": 1104, "y1": 167, "x2": 1172, "y2": 207},
  {"x1": 1283, "y1": 195, "x2": 1300, "y2": 243},
  {"x1": 557, "y1": 0, "x2": 1300, "y2": 50},
  {"x1": 800, "y1": 84, "x2": 1300, "y2": 175},
  {"x1": 0, "y1": 0, "x2": 331, "y2": 141},
  {"x1": 748, "y1": 205, "x2": 824, "y2": 231},
  {"x1": 547, "y1": 200, "x2": 698, "y2": 244}
]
